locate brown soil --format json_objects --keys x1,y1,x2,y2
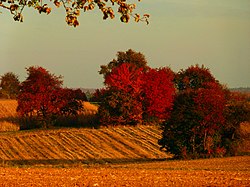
[{"x1": 0, "y1": 156, "x2": 249, "y2": 186}]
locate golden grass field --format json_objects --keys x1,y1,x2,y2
[
  {"x1": 0, "y1": 100, "x2": 19, "y2": 132},
  {"x1": 0, "y1": 125, "x2": 169, "y2": 164},
  {"x1": 0, "y1": 100, "x2": 249, "y2": 186}
]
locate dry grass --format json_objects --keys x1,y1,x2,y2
[
  {"x1": 240, "y1": 122, "x2": 250, "y2": 154},
  {"x1": 0, "y1": 121, "x2": 19, "y2": 132},
  {"x1": 241, "y1": 121, "x2": 250, "y2": 134},
  {"x1": 0, "y1": 100, "x2": 17, "y2": 117},
  {"x1": 0, "y1": 100, "x2": 98, "y2": 131},
  {"x1": 0, "y1": 100, "x2": 19, "y2": 132},
  {"x1": 82, "y1": 101, "x2": 98, "y2": 115}
]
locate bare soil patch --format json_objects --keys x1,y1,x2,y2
[{"x1": 0, "y1": 156, "x2": 249, "y2": 186}]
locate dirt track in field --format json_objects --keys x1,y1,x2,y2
[{"x1": 0, "y1": 156, "x2": 249, "y2": 186}]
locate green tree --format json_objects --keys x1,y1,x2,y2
[
  {"x1": 0, "y1": 72, "x2": 20, "y2": 99},
  {"x1": 0, "y1": 0, "x2": 149, "y2": 27}
]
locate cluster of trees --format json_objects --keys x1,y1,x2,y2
[
  {"x1": 158, "y1": 66, "x2": 230, "y2": 158},
  {"x1": 1, "y1": 49, "x2": 249, "y2": 159},
  {"x1": 94, "y1": 49, "x2": 175, "y2": 126},
  {"x1": 94, "y1": 49, "x2": 250, "y2": 158},
  {"x1": 1, "y1": 67, "x2": 87, "y2": 129}
]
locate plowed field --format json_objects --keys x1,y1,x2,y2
[
  {"x1": 0, "y1": 100, "x2": 250, "y2": 186},
  {"x1": 0, "y1": 156, "x2": 249, "y2": 186}
]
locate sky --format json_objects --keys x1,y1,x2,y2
[{"x1": 1, "y1": 0, "x2": 250, "y2": 88}]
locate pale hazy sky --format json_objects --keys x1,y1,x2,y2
[{"x1": 1, "y1": 0, "x2": 250, "y2": 88}]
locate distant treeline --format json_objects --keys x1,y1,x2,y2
[{"x1": 230, "y1": 87, "x2": 250, "y2": 93}]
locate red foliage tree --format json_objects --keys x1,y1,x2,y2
[
  {"x1": 57, "y1": 88, "x2": 87, "y2": 116},
  {"x1": 104, "y1": 63, "x2": 143, "y2": 95},
  {"x1": 159, "y1": 65, "x2": 227, "y2": 158},
  {"x1": 17, "y1": 66, "x2": 85, "y2": 128},
  {"x1": 99, "y1": 63, "x2": 176, "y2": 126},
  {"x1": 98, "y1": 63, "x2": 144, "y2": 126},
  {"x1": 175, "y1": 64, "x2": 216, "y2": 90},
  {"x1": 193, "y1": 82, "x2": 226, "y2": 154},
  {"x1": 142, "y1": 67, "x2": 175, "y2": 121},
  {"x1": 17, "y1": 66, "x2": 63, "y2": 122}
]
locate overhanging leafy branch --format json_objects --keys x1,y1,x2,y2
[{"x1": 0, "y1": 0, "x2": 150, "y2": 27}]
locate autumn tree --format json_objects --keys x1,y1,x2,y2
[
  {"x1": 98, "y1": 63, "x2": 143, "y2": 126},
  {"x1": 17, "y1": 66, "x2": 85, "y2": 128},
  {"x1": 159, "y1": 65, "x2": 227, "y2": 159},
  {"x1": 17, "y1": 66, "x2": 63, "y2": 128},
  {"x1": 0, "y1": 0, "x2": 149, "y2": 27},
  {"x1": 98, "y1": 60, "x2": 176, "y2": 126},
  {"x1": 57, "y1": 88, "x2": 87, "y2": 116},
  {"x1": 97, "y1": 49, "x2": 148, "y2": 126},
  {"x1": 90, "y1": 88, "x2": 106, "y2": 103},
  {"x1": 174, "y1": 64, "x2": 216, "y2": 91},
  {"x1": 192, "y1": 82, "x2": 226, "y2": 155},
  {"x1": 97, "y1": 88, "x2": 143, "y2": 126},
  {"x1": 0, "y1": 72, "x2": 20, "y2": 99},
  {"x1": 99, "y1": 49, "x2": 149, "y2": 79},
  {"x1": 142, "y1": 67, "x2": 175, "y2": 122},
  {"x1": 222, "y1": 91, "x2": 250, "y2": 155}
]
